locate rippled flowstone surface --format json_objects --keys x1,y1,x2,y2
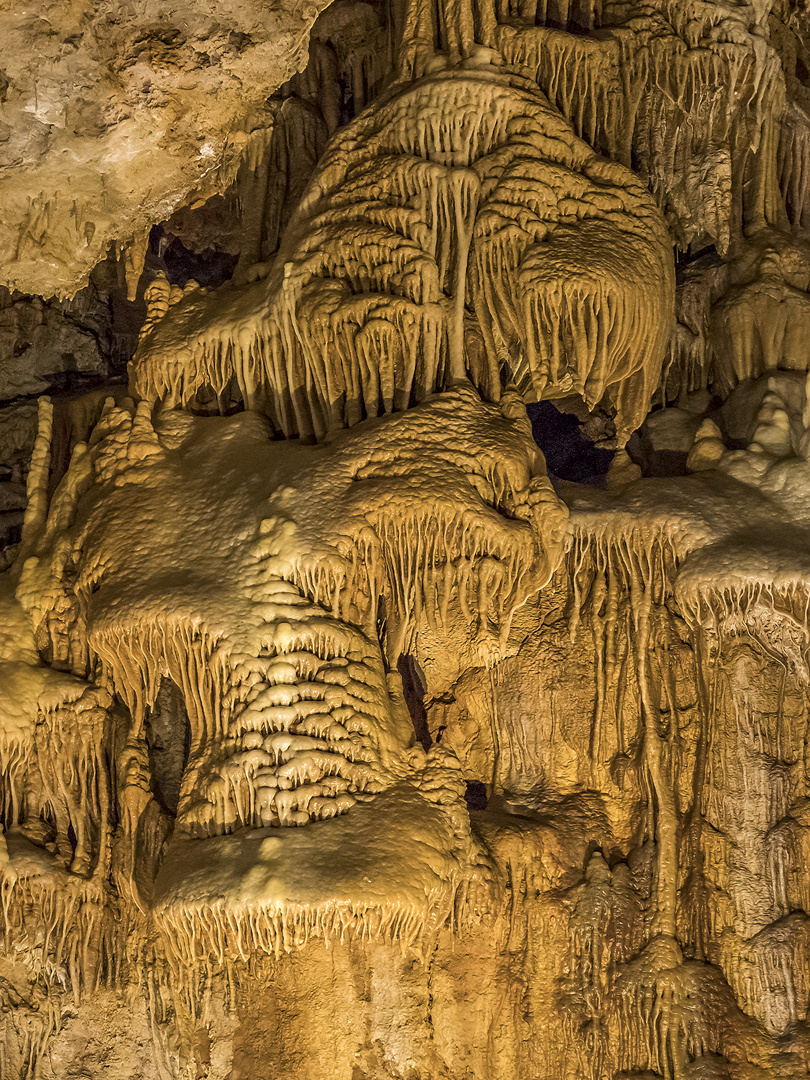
[{"x1": 4, "y1": 2, "x2": 810, "y2": 1079}]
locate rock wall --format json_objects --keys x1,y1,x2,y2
[
  {"x1": 0, "y1": 0, "x2": 336, "y2": 298},
  {"x1": 3, "y1": 1, "x2": 810, "y2": 1079}
]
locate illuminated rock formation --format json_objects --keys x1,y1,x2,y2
[
  {"x1": 4, "y1": 1, "x2": 810, "y2": 1079},
  {"x1": 131, "y1": 53, "x2": 674, "y2": 444}
]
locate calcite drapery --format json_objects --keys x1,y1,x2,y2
[
  {"x1": 131, "y1": 53, "x2": 674, "y2": 446},
  {"x1": 5, "y1": 1, "x2": 810, "y2": 1079},
  {"x1": 5, "y1": 386, "x2": 563, "y2": 979}
]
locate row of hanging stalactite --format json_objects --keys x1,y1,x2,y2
[
  {"x1": 385, "y1": 0, "x2": 788, "y2": 255},
  {"x1": 522, "y1": 522, "x2": 810, "y2": 1075},
  {"x1": 156, "y1": 0, "x2": 801, "y2": 308},
  {"x1": 137, "y1": 0, "x2": 810, "y2": 431},
  {"x1": 132, "y1": 59, "x2": 674, "y2": 444},
  {"x1": 5, "y1": 511, "x2": 810, "y2": 1077},
  {"x1": 294, "y1": 0, "x2": 794, "y2": 259}
]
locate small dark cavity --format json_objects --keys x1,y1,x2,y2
[
  {"x1": 465, "y1": 781, "x2": 488, "y2": 811},
  {"x1": 527, "y1": 401, "x2": 613, "y2": 482},
  {"x1": 397, "y1": 653, "x2": 431, "y2": 750},
  {"x1": 148, "y1": 225, "x2": 238, "y2": 290}
]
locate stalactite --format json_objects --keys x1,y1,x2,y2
[
  {"x1": 131, "y1": 60, "x2": 672, "y2": 444},
  {"x1": 567, "y1": 524, "x2": 688, "y2": 936},
  {"x1": 395, "y1": 0, "x2": 786, "y2": 254},
  {"x1": 16, "y1": 397, "x2": 52, "y2": 565},
  {"x1": 7, "y1": 2, "x2": 810, "y2": 1076},
  {"x1": 778, "y1": 102, "x2": 810, "y2": 230},
  {"x1": 153, "y1": 882, "x2": 471, "y2": 971}
]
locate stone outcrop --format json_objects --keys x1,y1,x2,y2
[{"x1": 0, "y1": 0, "x2": 335, "y2": 298}]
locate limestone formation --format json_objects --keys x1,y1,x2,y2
[
  {"x1": 132, "y1": 52, "x2": 674, "y2": 444},
  {"x1": 4, "y1": 2, "x2": 810, "y2": 1079},
  {"x1": 0, "y1": 0, "x2": 334, "y2": 298}
]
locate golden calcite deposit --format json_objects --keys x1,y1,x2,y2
[{"x1": 4, "y1": 2, "x2": 810, "y2": 1079}]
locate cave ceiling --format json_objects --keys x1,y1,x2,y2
[{"x1": 0, "y1": 0, "x2": 332, "y2": 298}]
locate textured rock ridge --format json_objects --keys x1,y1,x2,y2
[{"x1": 0, "y1": 0, "x2": 333, "y2": 298}]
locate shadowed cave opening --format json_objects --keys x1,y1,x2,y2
[
  {"x1": 144, "y1": 680, "x2": 191, "y2": 816},
  {"x1": 465, "y1": 781, "x2": 488, "y2": 811},
  {"x1": 527, "y1": 401, "x2": 613, "y2": 482},
  {"x1": 148, "y1": 225, "x2": 239, "y2": 291}
]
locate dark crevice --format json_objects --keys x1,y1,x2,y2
[
  {"x1": 145, "y1": 680, "x2": 191, "y2": 816},
  {"x1": 527, "y1": 401, "x2": 613, "y2": 483},
  {"x1": 397, "y1": 653, "x2": 431, "y2": 750},
  {"x1": 465, "y1": 781, "x2": 488, "y2": 811},
  {"x1": 149, "y1": 225, "x2": 239, "y2": 290}
]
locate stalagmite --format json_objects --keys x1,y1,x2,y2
[{"x1": 687, "y1": 418, "x2": 726, "y2": 472}]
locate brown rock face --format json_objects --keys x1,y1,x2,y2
[{"x1": 0, "y1": 0, "x2": 332, "y2": 298}]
